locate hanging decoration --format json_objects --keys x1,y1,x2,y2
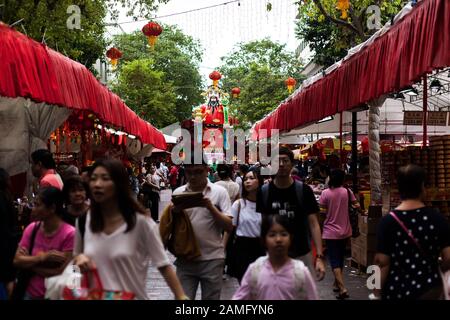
[
  {"x1": 142, "y1": 21, "x2": 163, "y2": 49},
  {"x1": 336, "y1": 0, "x2": 350, "y2": 19},
  {"x1": 285, "y1": 77, "x2": 297, "y2": 93},
  {"x1": 209, "y1": 71, "x2": 222, "y2": 88},
  {"x1": 106, "y1": 47, "x2": 123, "y2": 69},
  {"x1": 231, "y1": 87, "x2": 241, "y2": 98}
]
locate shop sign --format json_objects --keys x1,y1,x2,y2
[
  {"x1": 403, "y1": 111, "x2": 423, "y2": 125},
  {"x1": 427, "y1": 111, "x2": 448, "y2": 126},
  {"x1": 403, "y1": 111, "x2": 448, "y2": 126}
]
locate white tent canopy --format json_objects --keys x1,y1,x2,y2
[{"x1": 280, "y1": 95, "x2": 450, "y2": 143}]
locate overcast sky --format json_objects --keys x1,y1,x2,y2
[{"x1": 107, "y1": 0, "x2": 300, "y2": 80}]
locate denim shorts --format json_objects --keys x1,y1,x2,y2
[{"x1": 325, "y1": 238, "x2": 349, "y2": 269}]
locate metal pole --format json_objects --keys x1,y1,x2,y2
[
  {"x1": 423, "y1": 75, "x2": 428, "y2": 148},
  {"x1": 351, "y1": 112, "x2": 358, "y2": 193}
]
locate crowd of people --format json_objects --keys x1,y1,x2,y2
[{"x1": 0, "y1": 147, "x2": 449, "y2": 300}]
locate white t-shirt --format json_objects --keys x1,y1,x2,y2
[
  {"x1": 215, "y1": 180, "x2": 240, "y2": 203},
  {"x1": 231, "y1": 199, "x2": 262, "y2": 238},
  {"x1": 74, "y1": 212, "x2": 170, "y2": 300},
  {"x1": 172, "y1": 180, "x2": 232, "y2": 261}
]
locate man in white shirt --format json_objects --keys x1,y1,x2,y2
[
  {"x1": 170, "y1": 161, "x2": 233, "y2": 300},
  {"x1": 215, "y1": 164, "x2": 240, "y2": 203}
]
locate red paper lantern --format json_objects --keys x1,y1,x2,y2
[
  {"x1": 142, "y1": 22, "x2": 163, "y2": 49},
  {"x1": 231, "y1": 87, "x2": 241, "y2": 98},
  {"x1": 285, "y1": 77, "x2": 297, "y2": 93},
  {"x1": 209, "y1": 71, "x2": 222, "y2": 87},
  {"x1": 106, "y1": 47, "x2": 123, "y2": 68}
]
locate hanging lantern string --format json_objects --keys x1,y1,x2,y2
[{"x1": 109, "y1": 0, "x2": 242, "y2": 26}]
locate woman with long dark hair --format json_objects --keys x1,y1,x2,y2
[
  {"x1": 227, "y1": 168, "x2": 265, "y2": 283},
  {"x1": 73, "y1": 158, "x2": 186, "y2": 300},
  {"x1": 319, "y1": 169, "x2": 361, "y2": 299}
]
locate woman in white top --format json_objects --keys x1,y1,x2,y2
[
  {"x1": 227, "y1": 168, "x2": 265, "y2": 283},
  {"x1": 73, "y1": 158, "x2": 186, "y2": 300}
]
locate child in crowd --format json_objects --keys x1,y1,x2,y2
[{"x1": 232, "y1": 214, "x2": 319, "y2": 300}]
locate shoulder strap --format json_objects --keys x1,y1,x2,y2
[
  {"x1": 78, "y1": 214, "x2": 87, "y2": 239},
  {"x1": 294, "y1": 181, "x2": 304, "y2": 207},
  {"x1": 29, "y1": 221, "x2": 41, "y2": 253},
  {"x1": 261, "y1": 184, "x2": 269, "y2": 210},
  {"x1": 236, "y1": 199, "x2": 242, "y2": 228},
  {"x1": 250, "y1": 256, "x2": 268, "y2": 299},
  {"x1": 77, "y1": 214, "x2": 87, "y2": 253},
  {"x1": 389, "y1": 211, "x2": 425, "y2": 255}
]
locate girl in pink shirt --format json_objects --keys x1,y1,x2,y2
[{"x1": 232, "y1": 214, "x2": 318, "y2": 300}]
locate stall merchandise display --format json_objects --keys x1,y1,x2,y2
[{"x1": 381, "y1": 136, "x2": 450, "y2": 219}]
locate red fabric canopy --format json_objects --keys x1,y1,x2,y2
[
  {"x1": 253, "y1": 0, "x2": 450, "y2": 140},
  {"x1": 0, "y1": 23, "x2": 166, "y2": 150}
]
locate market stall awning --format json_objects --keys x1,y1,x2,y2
[
  {"x1": 252, "y1": 0, "x2": 450, "y2": 140},
  {"x1": 0, "y1": 23, "x2": 166, "y2": 150}
]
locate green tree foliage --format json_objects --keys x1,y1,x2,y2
[
  {"x1": 112, "y1": 24, "x2": 203, "y2": 123},
  {"x1": 112, "y1": 59, "x2": 177, "y2": 129},
  {"x1": 219, "y1": 39, "x2": 303, "y2": 128},
  {"x1": 295, "y1": 0, "x2": 407, "y2": 67},
  {"x1": 108, "y1": 0, "x2": 169, "y2": 20},
  {"x1": 0, "y1": 0, "x2": 168, "y2": 70}
]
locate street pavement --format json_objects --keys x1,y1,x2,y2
[
  {"x1": 146, "y1": 253, "x2": 370, "y2": 300},
  {"x1": 149, "y1": 189, "x2": 370, "y2": 300}
]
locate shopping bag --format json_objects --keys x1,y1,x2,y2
[
  {"x1": 45, "y1": 261, "x2": 79, "y2": 300},
  {"x1": 62, "y1": 269, "x2": 135, "y2": 300}
]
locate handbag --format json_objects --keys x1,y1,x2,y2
[
  {"x1": 62, "y1": 268, "x2": 135, "y2": 300},
  {"x1": 225, "y1": 200, "x2": 241, "y2": 277},
  {"x1": 346, "y1": 188, "x2": 360, "y2": 238},
  {"x1": 11, "y1": 222, "x2": 41, "y2": 300},
  {"x1": 389, "y1": 211, "x2": 448, "y2": 300}
]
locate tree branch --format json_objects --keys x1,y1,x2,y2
[
  {"x1": 348, "y1": 6, "x2": 366, "y2": 39},
  {"x1": 312, "y1": 0, "x2": 360, "y2": 36}
]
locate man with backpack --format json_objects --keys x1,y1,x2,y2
[{"x1": 256, "y1": 146, "x2": 326, "y2": 281}]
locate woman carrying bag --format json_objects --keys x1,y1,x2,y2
[
  {"x1": 373, "y1": 165, "x2": 450, "y2": 300},
  {"x1": 73, "y1": 158, "x2": 187, "y2": 300},
  {"x1": 226, "y1": 168, "x2": 265, "y2": 283},
  {"x1": 13, "y1": 187, "x2": 75, "y2": 300},
  {"x1": 319, "y1": 169, "x2": 362, "y2": 299}
]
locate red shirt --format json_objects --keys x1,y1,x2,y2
[
  {"x1": 169, "y1": 166, "x2": 178, "y2": 187},
  {"x1": 40, "y1": 169, "x2": 64, "y2": 190}
]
